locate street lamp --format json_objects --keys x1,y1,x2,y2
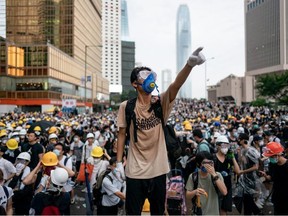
[
  {"x1": 84, "y1": 45, "x2": 102, "y2": 104},
  {"x1": 204, "y1": 57, "x2": 215, "y2": 100}
]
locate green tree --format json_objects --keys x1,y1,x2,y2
[
  {"x1": 256, "y1": 71, "x2": 288, "y2": 105},
  {"x1": 250, "y1": 98, "x2": 268, "y2": 107}
]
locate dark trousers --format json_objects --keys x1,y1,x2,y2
[
  {"x1": 97, "y1": 204, "x2": 118, "y2": 215},
  {"x1": 126, "y1": 174, "x2": 166, "y2": 215},
  {"x1": 274, "y1": 202, "x2": 288, "y2": 215},
  {"x1": 243, "y1": 194, "x2": 261, "y2": 215}
]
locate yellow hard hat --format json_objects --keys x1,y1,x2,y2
[
  {"x1": 11, "y1": 123, "x2": 16, "y2": 128},
  {"x1": 91, "y1": 146, "x2": 104, "y2": 158},
  {"x1": 18, "y1": 120, "x2": 23, "y2": 125},
  {"x1": 184, "y1": 124, "x2": 192, "y2": 131},
  {"x1": 0, "y1": 122, "x2": 5, "y2": 127},
  {"x1": 48, "y1": 126, "x2": 57, "y2": 134},
  {"x1": 34, "y1": 126, "x2": 41, "y2": 131},
  {"x1": 41, "y1": 152, "x2": 58, "y2": 166},
  {"x1": 6, "y1": 138, "x2": 18, "y2": 150},
  {"x1": 0, "y1": 130, "x2": 7, "y2": 138}
]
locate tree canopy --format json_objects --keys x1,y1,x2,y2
[{"x1": 256, "y1": 71, "x2": 288, "y2": 105}]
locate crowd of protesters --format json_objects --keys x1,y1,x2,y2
[{"x1": 0, "y1": 98, "x2": 287, "y2": 215}]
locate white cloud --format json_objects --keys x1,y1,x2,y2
[{"x1": 127, "y1": 0, "x2": 245, "y2": 98}]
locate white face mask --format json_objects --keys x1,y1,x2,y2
[
  {"x1": 94, "y1": 158, "x2": 101, "y2": 163},
  {"x1": 259, "y1": 140, "x2": 264, "y2": 146},
  {"x1": 53, "y1": 149, "x2": 60, "y2": 156},
  {"x1": 73, "y1": 137, "x2": 79, "y2": 142},
  {"x1": 220, "y1": 147, "x2": 228, "y2": 155}
]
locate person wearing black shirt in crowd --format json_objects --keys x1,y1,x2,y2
[
  {"x1": 260, "y1": 142, "x2": 288, "y2": 215},
  {"x1": 214, "y1": 135, "x2": 240, "y2": 215}
]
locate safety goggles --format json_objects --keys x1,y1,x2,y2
[
  {"x1": 137, "y1": 70, "x2": 157, "y2": 82},
  {"x1": 201, "y1": 160, "x2": 214, "y2": 165}
]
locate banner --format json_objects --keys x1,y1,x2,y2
[{"x1": 62, "y1": 99, "x2": 77, "y2": 113}]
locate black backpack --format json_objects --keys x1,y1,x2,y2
[
  {"x1": 93, "y1": 169, "x2": 113, "y2": 206},
  {"x1": 125, "y1": 97, "x2": 182, "y2": 159}
]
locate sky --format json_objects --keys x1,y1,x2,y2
[{"x1": 126, "y1": 0, "x2": 245, "y2": 99}]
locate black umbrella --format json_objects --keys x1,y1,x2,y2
[{"x1": 27, "y1": 120, "x2": 54, "y2": 133}]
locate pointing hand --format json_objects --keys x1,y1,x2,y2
[{"x1": 187, "y1": 47, "x2": 206, "y2": 67}]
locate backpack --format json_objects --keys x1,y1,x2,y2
[
  {"x1": 93, "y1": 169, "x2": 113, "y2": 206},
  {"x1": 125, "y1": 97, "x2": 182, "y2": 159},
  {"x1": 41, "y1": 194, "x2": 61, "y2": 216}
]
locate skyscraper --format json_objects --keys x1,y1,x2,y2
[
  {"x1": 121, "y1": 0, "x2": 129, "y2": 40},
  {"x1": 102, "y1": 0, "x2": 122, "y2": 94},
  {"x1": 245, "y1": 0, "x2": 286, "y2": 100},
  {"x1": 176, "y1": 4, "x2": 192, "y2": 99},
  {"x1": 162, "y1": 69, "x2": 172, "y2": 92},
  {"x1": 121, "y1": 0, "x2": 135, "y2": 93},
  {"x1": 0, "y1": 0, "x2": 108, "y2": 113}
]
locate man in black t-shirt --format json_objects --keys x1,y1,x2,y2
[
  {"x1": 261, "y1": 142, "x2": 288, "y2": 215},
  {"x1": 22, "y1": 131, "x2": 44, "y2": 170},
  {"x1": 214, "y1": 135, "x2": 240, "y2": 215}
]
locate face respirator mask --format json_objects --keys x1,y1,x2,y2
[{"x1": 136, "y1": 71, "x2": 158, "y2": 94}]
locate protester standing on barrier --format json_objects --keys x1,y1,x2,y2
[
  {"x1": 260, "y1": 142, "x2": 288, "y2": 215},
  {"x1": 116, "y1": 47, "x2": 206, "y2": 215}
]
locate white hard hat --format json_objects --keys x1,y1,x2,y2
[
  {"x1": 237, "y1": 127, "x2": 245, "y2": 134},
  {"x1": 19, "y1": 129, "x2": 27, "y2": 136},
  {"x1": 17, "y1": 152, "x2": 31, "y2": 161},
  {"x1": 15, "y1": 126, "x2": 22, "y2": 132},
  {"x1": 11, "y1": 132, "x2": 19, "y2": 137},
  {"x1": 216, "y1": 135, "x2": 229, "y2": 144},
  {"x1": 86, "y1": 133, "x2": 94, "y2": 139},
  {"x1": 48, "y1": 133, "x2": 58, "y2": 140},
  {"x1": 50, "y1": 168, "x2": 69, "y2": 186}
]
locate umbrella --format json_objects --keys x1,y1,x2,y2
[{"x1": 27, "y1": 120, "x2": 54, "y2": 133}]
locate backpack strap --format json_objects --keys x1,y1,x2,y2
[
  {"x1": 64, "y1": 155, "x2": 71, "y2": 166},
  {"x1": 191, "y1": 171, "x2": 199, "y2": 205},
  {"x1": 3, "y1": 186, "x2": 8, "y2": 198}
]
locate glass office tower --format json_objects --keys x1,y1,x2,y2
[{"x1": 176, "y1": 4, "x2": 192, "y2": 99}]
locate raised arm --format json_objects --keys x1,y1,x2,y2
[{"x1": 167, "y1": 47, "x2": 205, "y2": 102}]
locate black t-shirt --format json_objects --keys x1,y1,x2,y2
[
  {"x1": 3, "y1": 149, "x2": 20, "y2": 164},
  {"x1": 22, "y1": 142, "x2": 44, "y2": 169},
  {"x1": 268, "y1": 160, "x2": 288, "y2": 205},
  {"x1": 214, "y1": 155, "x2": 233, "y2": 189}
]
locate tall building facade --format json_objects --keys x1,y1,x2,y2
[
  {"x1": 121, "y1": 0, "x2": 129, "y2": 40},
  {"x1": 102, "y1": 0, "x2": 122, "y2": 94},
  {"x1": 0, "y1": 0, "x2": 109, "y2": 113},
  {"x1": 245, "y1": 0, "x2": 287, "y2": 99},
  {"x1": 121, "y1": 0, "x2": 135, "y2": 93},
  {"x1": 176, "y1": 4, "x2": 192, "y2": 99},
  {"x1": 0, "y1": 0, "x2": 5, "y2": 38}
]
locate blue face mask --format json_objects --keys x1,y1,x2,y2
[
  {"x1": 269, "y1": 157, "x2": 278, "y2": 164},
  {"x1": 138, "y1": 73, "x2": 157, "y2": 94},
  {"x1": 200, "y1": 166, "x2": 207, "y2": 173}
]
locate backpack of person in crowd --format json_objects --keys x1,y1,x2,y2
[
  {"x1": 125, "y1": 97, "x2": 182, "y2": 160},
  {"x1": 92, "y1": 168, "x2": 113, "y2": 206},
  {"x1": 166, "y1": 169, "x2": 187, "y2": 215},
  {"x1": 41, "y1": 194, "x2": 61, "y2": 215}
]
